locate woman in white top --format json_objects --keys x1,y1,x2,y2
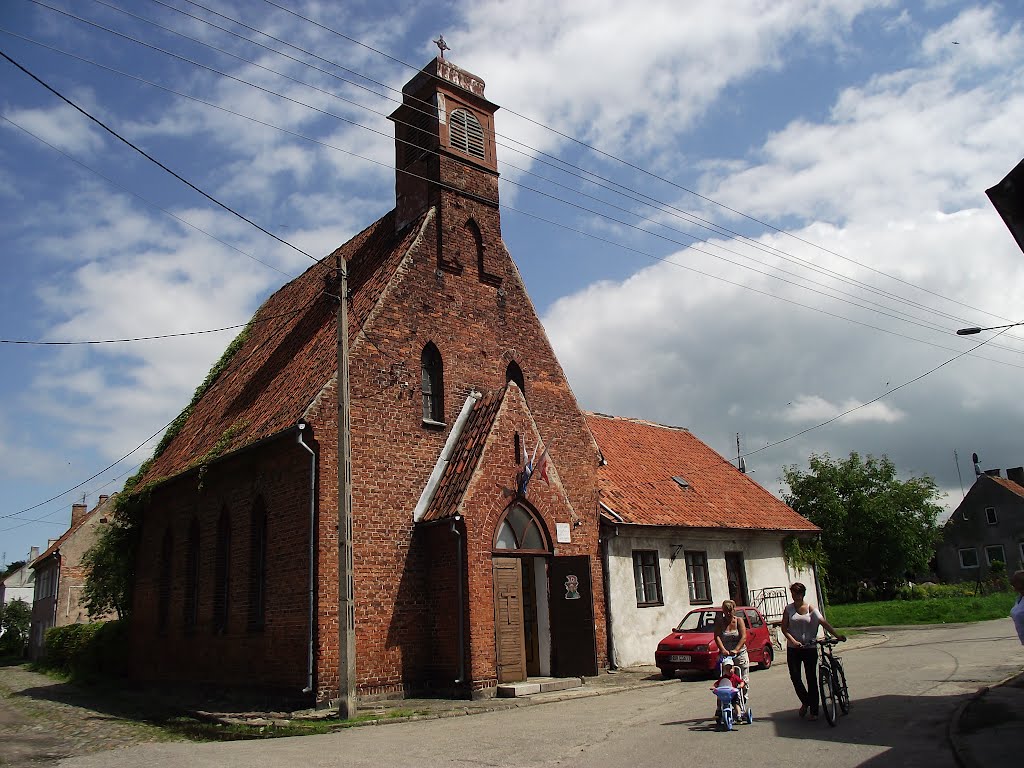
[
  {"x1": 780, "y1": 581, "x2": 845, "y2": 721},
  {"x1": 1011, "y1": 570, "x2": 1024, "y2": 645}
]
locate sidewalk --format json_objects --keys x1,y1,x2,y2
[{"x1": 199, "y1": 666, "x2": 677, "y2": 727}]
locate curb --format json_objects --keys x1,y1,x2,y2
[{"x1": 196, "y1": 675, "x2": 679, "y2": 731}]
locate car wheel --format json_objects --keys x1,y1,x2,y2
[
  {"x1": 660, "y1": 668, "x2": 675, "y2": 680},
  {"x1": 758, "y1": 644, "x2": 773, "y2": 670}
]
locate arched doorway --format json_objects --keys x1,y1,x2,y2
[{"x1": 492, "y1": 503, "x2": 551, "y2": 683}]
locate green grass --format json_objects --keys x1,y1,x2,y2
[{"x1": 828, "y1": 591, "x2": 1017, "y2": 629}]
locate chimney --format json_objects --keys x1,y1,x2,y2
[
  {"x1": 983, "y1": 468, "x2": 1002, "y2": 478},
  {"x1": 98, "y1": 494, "x2": 109, "y2": 506},
  {"x1": 1007, "y1": 467, "x2": 1024, "y2": 488},
  {"x1": 29, "y1": 546, "x2": 39, "y2": 562},
  {"x1": 71, "y1": 502, "x2": 87, "y2": 527}
]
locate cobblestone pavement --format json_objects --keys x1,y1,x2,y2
[{"x1": 0, "y1": 664, "x2": 180, "y2": 767}]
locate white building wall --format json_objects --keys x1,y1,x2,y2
[{"x1": 606, "y1": 528, "x2": 819, "y2": 668}]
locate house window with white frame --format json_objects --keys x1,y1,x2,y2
[
  {"x1": 985, "y1": 545, "x2": 1005, "y2": 566},
  {"x1": 632, "y1": 550, "x2": 663, "y2": 606},
  {"x1": 685, "y1": 550, "x2": 712, "y2": 603},
  {"x1": 985, "y1": 507, "x2": 997, "y2": 525},
  {"x1": 958, "y1": 548, "x2": 978, "y2": 569}
]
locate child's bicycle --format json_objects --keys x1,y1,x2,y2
[
  {"x1": 816, "y1": 637, "x2": 850, "y2": 726},
  {"x1": 711, "y1": 683, "x2": 753, "y2": 731}
]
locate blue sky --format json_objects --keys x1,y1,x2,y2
[{"x1": 1, "y1": 0, "x2": 1023, "y2": 568}]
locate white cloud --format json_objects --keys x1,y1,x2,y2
[
  {"x1": 783, "y1": 395, "x2": 905, "y2": 424},
  {"x1": 0, "y1": 103, "x2": 106, "y2": 156}
]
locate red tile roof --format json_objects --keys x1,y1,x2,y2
[
  {"x1": 585, "y1": 413, "x2": 817, "y2": 532},
  {"x1": 991, "y1": 476, "x2": 1024, "y2": 499},
  {"x1": 421, "y1": 388, "x2": 505, "y2": 522},
  {"x1": 138, "y1": 210, "x2": 425, "y2": 486}
]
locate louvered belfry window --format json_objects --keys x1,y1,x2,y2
[{"x1": 449, "y1": 108, "x2": 485, "y2": 160}]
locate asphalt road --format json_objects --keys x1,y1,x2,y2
[{"x1": 57, "y1": 619, "x2": 1024, "y2": 768}]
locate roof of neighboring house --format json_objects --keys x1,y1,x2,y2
[
  {"x1": 992, "y1": 476, "x2": 1024, "y2": 499},
  {"x1": 31, "y1": 495, "x2": 118, "y2": 569},
  {"x1": 586, "y1": 413, "x2": 818, "y2": 532},
  {"x1": 138, "y1": 209, "x2": 426, "y2": 487},
  {"x1": 420, "y1": 388, "x2": 506, "y2": 523}
]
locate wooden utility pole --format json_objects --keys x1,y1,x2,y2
[{"x1": 336, "y1": 254, "x2": 356, "y2": 718}]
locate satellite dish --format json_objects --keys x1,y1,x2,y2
[{"x1": 972, "y1": 452, "x2": 979, "y2": 464}]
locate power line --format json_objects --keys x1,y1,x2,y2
[
  {"x1": 256, "y1": 0, "x2": 1018, "y2": 327},
  {"x1": 5, "y1": 30, "x2": 1021, "y2": 365},
  {"x1": 1, "y1": 289, "x2": 327, "y2": 524},
  {"x1": 0, "y1": 306, "x2": 308, "y2": 345},
  {"x1": 1, "y1": 114, "x2": 295, "y2": 279},
  {"x1": 43, "y1": 0, "x2": 1011, "y2": 336},
  {"x1": 0, "y1": 47, "x2": 319, "y2": 265}
]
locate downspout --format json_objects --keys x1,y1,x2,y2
[
  {"x1": 296, "y1": 421, "x2": 316, "y2": 696},
  {"x1": 599, "y1": 523, "x2": 619, "y2": 670},
  {"x1": 451, "y1": 514, "x2": 465, "y2": 685}
]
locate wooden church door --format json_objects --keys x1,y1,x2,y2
[{"x1": 492, "y1": 558, "x2": 527, "y2": 683}]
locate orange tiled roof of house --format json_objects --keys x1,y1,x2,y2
[
  {"x1": 138, "y1": 210, "x2": 425, "y2": 486},
  {"x1": 586, "y1": 413, "x2": 817, "y2": 532}
]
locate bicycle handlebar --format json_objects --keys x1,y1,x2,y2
[{"x1": 815, "y1": 637, "x2": 846, "y2": 646}]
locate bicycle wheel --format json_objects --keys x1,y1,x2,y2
[
  {"x1": 819, "y1": 665, "x2": 838, "y2": 726},
  {"x1": 835, "y1": 660, "x2": 850, "y2": 714}
]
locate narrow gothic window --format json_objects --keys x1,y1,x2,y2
[
  {"x1": 248, "y1": 497, "x2": 267, "y2": 631},
  {"x1": 506, "y1": 361, "x2": 525, "y2": 395},
  {"x1": 213, "y1": 507, "x2": 231, "y2": 633},
  {"x1": 184, "y1": 518, "x2": 200, "y2": 630},
  {"x1": 158, "y1": 529, "x2": 173, "y2": 634},
  {"x1": 514, "y1": 432, "x2": 521, "y2": 465},
  {"x1": 449, "y1": 108, "x2": 485, "y2": 159},
  {"x1": 421, "y1": 342, "x2": 444, "y2": 423}
]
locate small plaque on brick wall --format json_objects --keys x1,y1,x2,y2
[{"x1": 556, "y1": 522, "x2": 571, "y2": 543}]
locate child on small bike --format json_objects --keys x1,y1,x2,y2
[{"x1": 712, "y1": 656, "x2": 745, "y2": 720}]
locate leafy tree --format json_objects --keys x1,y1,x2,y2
[
  {"x1": 81, "y1": 513, "x2": 139, "y2": 620},
  {"x1": 2, "y1": 560, "x2": 26, "y2": 579},
  {"x1": 782, "y1": 452, "x2": 943, "y2": 602},
  {"x1": 0, "y1": 597, "x2": 31, "y2": 654}
]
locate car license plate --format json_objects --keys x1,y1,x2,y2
[{"x1": 670, "y1": 655, "x2": 690, "y2": 662}]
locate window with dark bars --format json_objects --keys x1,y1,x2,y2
[
  {"x1": 632, "y1": 550, "x2": 663, "y2": 606},
  {"x1": 685, "y1": 551, "x2": 711, "y2": 603}
]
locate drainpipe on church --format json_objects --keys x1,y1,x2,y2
[
  {"x1": 335, "y1": 254, "x2": 356, "y2": 717},
  {"x1": 451, "y1": 515, "x2": 465, "y2": 685},
  {"x1": 296, "y1": 422, "x2": 316, "y2": 696}
]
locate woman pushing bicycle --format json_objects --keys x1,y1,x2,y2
[{"x1": 781, "y1": 582, "x2": 845, "y2": 721}]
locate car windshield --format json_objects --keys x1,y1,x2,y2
[{"x1": 675, "y1": 610, "x2": 719, "y2": 632}]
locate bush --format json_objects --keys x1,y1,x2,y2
[{"x1": 41, "y1": 620, "x2": 129, "y2": 681}]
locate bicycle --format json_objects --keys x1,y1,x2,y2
[{"x1": 816, "y1": 637, "x2": 849, "y2": 726}]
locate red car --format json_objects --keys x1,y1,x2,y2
[{"x1": 655, "y1": 606, "x2": 775, "y2": 679}]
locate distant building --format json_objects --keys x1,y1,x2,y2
[
  {"x1": 1, "y1": 547, "x2": 38, "y2": 606},
  {"x1": 28, "y1": 495, "x2": 117, "y2": 659},
  {"x1": 934, "y1": 467, "x2": 1024, "y2": 583}
]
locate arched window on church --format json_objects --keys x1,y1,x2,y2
[
  {"x1": 248, "y1": 497, "x2": 267, "y2": 631},
  {"x1": 184, "y1": 517, "x2": 200, "y2": 631},
  {"x1": 493, "y1": 504, "x2": 549, "y2": 553},
  {"x1": 213, "y1": 507, "x2": 231, "y2": 634},
  {"x1": 421, "y1": 342, "x2": 444, "y2": 424},
  {"x1": 158, "y1": 529, "x2": 173, "y2": 635},
  {"x1": 449, "y1": 108, "x2": 485, "y2": 160},
  {"x1": 506, "y1": 361, "x2": 525, "y2": 396}
]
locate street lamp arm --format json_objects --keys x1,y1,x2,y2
[{"x1": 956, "y1": 321, "x2": 1023, "y2": 335}]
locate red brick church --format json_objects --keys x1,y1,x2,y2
[{"x1": 128, "y1": 55, "x2": 607, "y2": 705}]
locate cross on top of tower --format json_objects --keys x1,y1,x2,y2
[{"x1": 433, "y1": 35, "x2": 450, "y2": 59}]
